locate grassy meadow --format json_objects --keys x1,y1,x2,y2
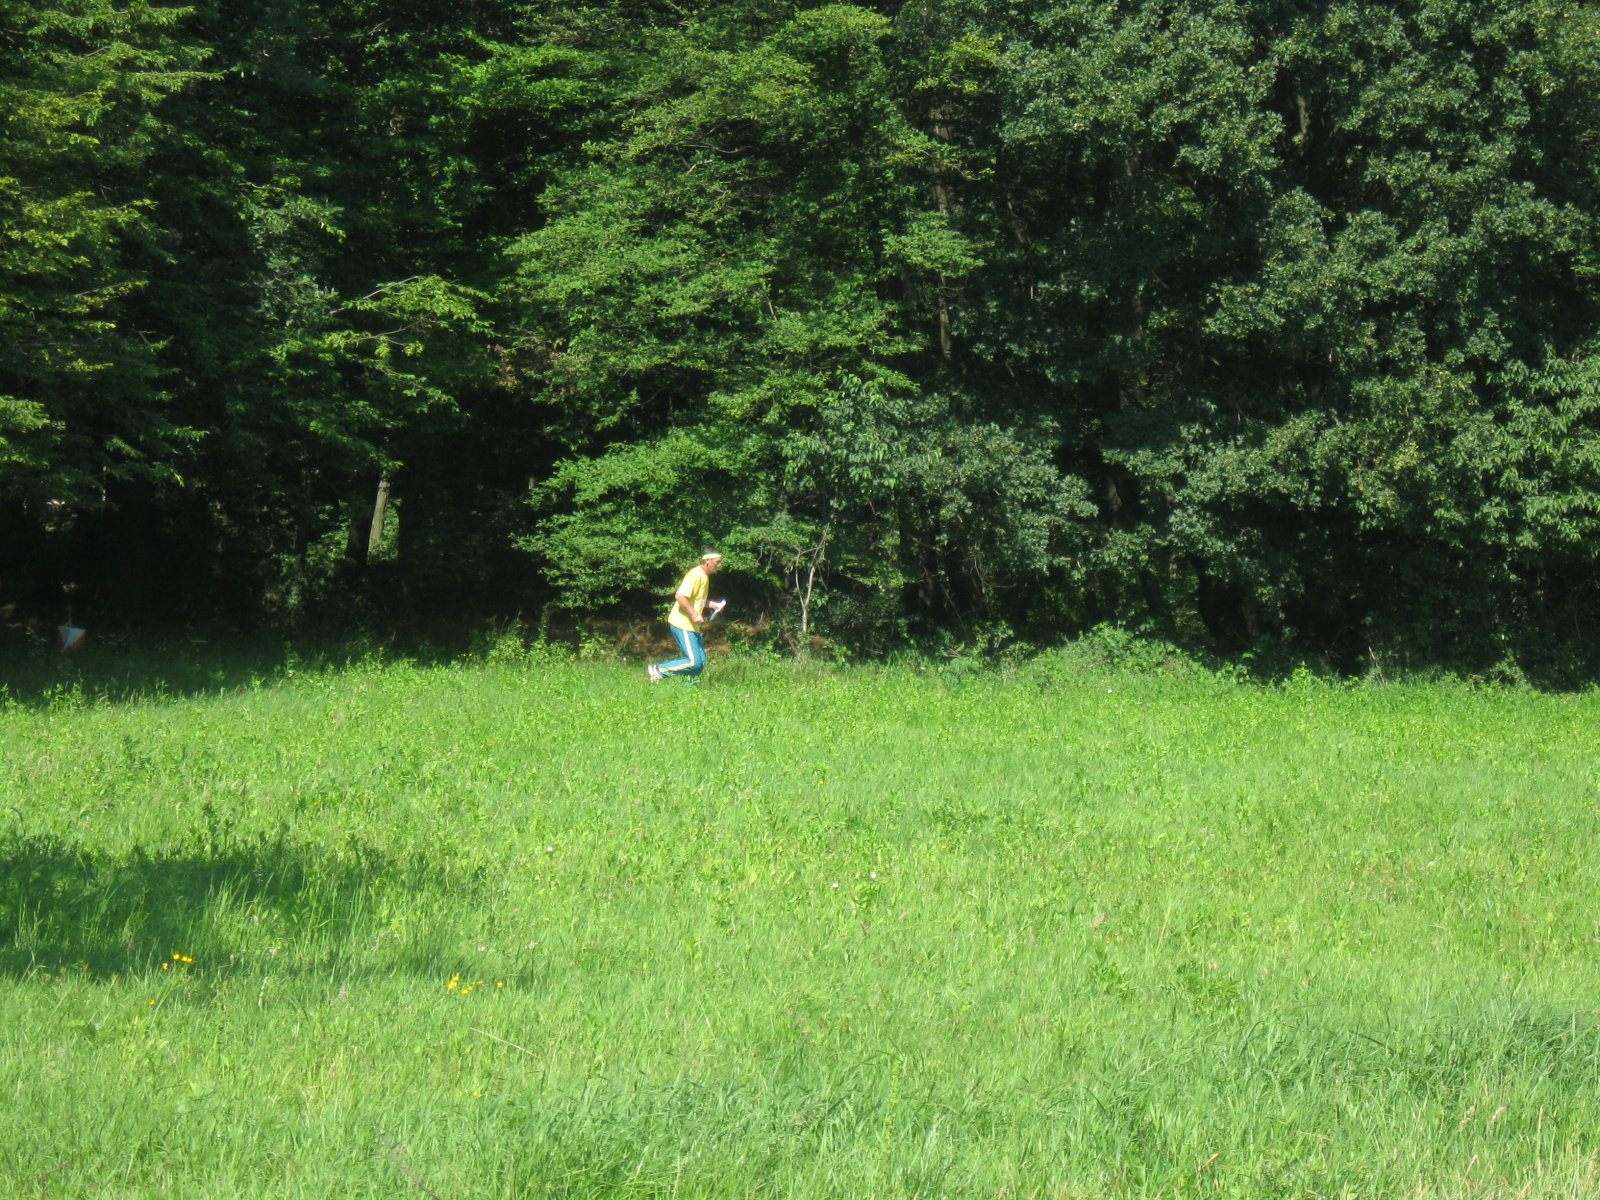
[{"x1": 2, "y1": 649, "x2": 1599, "y2": 1198}]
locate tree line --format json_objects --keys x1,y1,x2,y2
[{"x1": 4, "y1": 0, "x2": 1599, "y2": 677}]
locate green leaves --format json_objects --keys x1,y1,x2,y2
[
  {"x1": 4, "y1": 0, "x2": 1600, "y2": 672},
  {"x1": 509, "y1": 2, "x2": 1050, "y2": 635},
  {"x1": 0, "y1": 0, "x2": 207, "y2": 503}
]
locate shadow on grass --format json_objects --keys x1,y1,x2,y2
[
  {"x1": 0, "y1": 625, "x2": 458, "y2": 709},
  {"x1": 0, "y1": 830, "x2": 462, "y2": 980}
]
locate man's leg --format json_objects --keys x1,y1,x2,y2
[
  {"x1": 678, "y1": 630, "x2": 706, "y2": 682},
  {"x1": 657, "y1": 626, "x2": 697, "y2": 675}
]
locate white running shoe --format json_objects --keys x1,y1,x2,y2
[{"x1": 647, "y1": 663, "x2": 663, "y2": 682}]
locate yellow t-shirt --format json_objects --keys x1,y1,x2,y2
[{"x1": 667, "y1": 565, "x2": 710, "y2": 632}]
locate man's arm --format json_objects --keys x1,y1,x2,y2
[{"x1": 675, "y1": 589, "x2": 703, "y2": 625}]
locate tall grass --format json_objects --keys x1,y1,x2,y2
[{"x1": 3, "y1": 654, "x2": 1598, "y2": 1197}]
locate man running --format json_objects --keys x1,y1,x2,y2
[{"x1": 648, "y1": 550, "x2": 724, "y2": 683}]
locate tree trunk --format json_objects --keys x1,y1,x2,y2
[
  {"x1": 795, "y1": 523, "x2": 829, "y2": 654},
  {"x1": 345, "y1": 494, "x2": 370, "y2": 567},
  {"x1": 367, "y1": 473, "x2": 392, "y2": 564}
]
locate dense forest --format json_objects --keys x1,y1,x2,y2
[{"x1": 4, "y1": 0, "x2": 1599, "y2": 676}]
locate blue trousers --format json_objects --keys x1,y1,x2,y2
[{"x1": 658, "y1": 626, "x2": 705, "y2": 679}]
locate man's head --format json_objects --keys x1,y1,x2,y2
[{"x1": 701, "y1": 549, "x2": 723, "y2": 573}]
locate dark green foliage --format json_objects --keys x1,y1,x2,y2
[
  {"x1": 3, "y1": 0, "x2": 1598, "y2": 677},
  {"x1": 0, "y1": 0, "x2": 204, "y2": 503},
  {"x1": 968, "y1": 0, "x2": 1600, "y2": 674}
]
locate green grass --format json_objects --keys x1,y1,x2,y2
[{"x1": 3, "y1": 653, "x2": 1600, "y2": 1198}]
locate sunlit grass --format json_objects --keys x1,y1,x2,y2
[{"x1": 3, "y1": 655, "x2": 1599, "y2": 1197}]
